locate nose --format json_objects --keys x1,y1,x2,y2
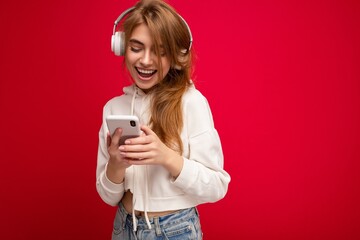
[{"x1": 139, "y1": 50, "x2": 154, "y2": 66}]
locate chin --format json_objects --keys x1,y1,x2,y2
[{"x1": 134, "y1": 81, "x2": 158, "y2": 92}]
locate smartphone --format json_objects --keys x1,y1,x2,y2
[{"x1": 106, "y1": 115, "x2": 141, "y2": 145}]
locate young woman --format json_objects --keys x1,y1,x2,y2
[{"x1": 96, "y1": 0, "x2": 230, "y2": 239}]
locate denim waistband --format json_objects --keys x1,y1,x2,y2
[{"x1": 118, "y1": 202, "x2": 198, "y2": 230}]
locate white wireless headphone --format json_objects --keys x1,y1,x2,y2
[{"x1": 111, "y1": 6, "x2": 193, "y2": 56}]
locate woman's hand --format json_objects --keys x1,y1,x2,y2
[
  {"x1": 119, "y1": 125, "x2": 184, "y2": 178},
  {"x1": 106, "y1": 128, "x2": 131, "y2": 183}
]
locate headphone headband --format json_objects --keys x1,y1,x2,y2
[
  {"x1": 111, "y1": 6, "x2": 193, "y2": 56},
  {"x1": 112, "y1": 7, "x2": 136, "y2": 36}
]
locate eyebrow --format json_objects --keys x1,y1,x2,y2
[
  {"x1": 129, "y1": 39, "x2": 144, "y2": 46},
  {"x1": 129, "y1": 39, "x2": 165, "y2": 49}
]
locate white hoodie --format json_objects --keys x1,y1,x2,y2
[{"x1": 96, "y1": 83, "x2": 230, "y2": 229}]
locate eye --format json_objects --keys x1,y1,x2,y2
[
  {"x1": 160, "y1": 51, "x2": 166, "y2": 57},
  {"x1": 130, "y1": 47, "x2": 141, "y2": 53},
  {"x1": 158, "y1": 48, "x2": 167, "y2": 57}
]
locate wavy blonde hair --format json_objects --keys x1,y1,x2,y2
[{"x1": 123, "y1": 0, "x2": 193, "y2": 154}]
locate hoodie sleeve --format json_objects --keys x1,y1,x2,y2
[
  {"x1": 95, "y1": 102, "x2": 125, "y2": 206},
  {"x1": 172, "y1": 88, "x2": 231, "y2": 203}
]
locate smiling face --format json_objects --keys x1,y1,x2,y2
[{"x1": 125, "y1": 23, "x2": 171, "y2": 93}]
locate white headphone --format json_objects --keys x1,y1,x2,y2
[{"x1": 111, "y1": 6, "x2": 193, "y2": 57}]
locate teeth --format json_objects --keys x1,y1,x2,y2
[{"x1": 137, "y1": 68, "x2": 156, "y2": 74}]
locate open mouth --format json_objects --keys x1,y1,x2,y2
[{"x1": 135, "y1": 67, "x2": 157, "y2": 79}]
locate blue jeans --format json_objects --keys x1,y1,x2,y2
[{"x1": 112, "y1": 202, "x2": 203, "y2": 240}]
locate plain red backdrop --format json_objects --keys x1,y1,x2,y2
[{"x1": 1, "y1": 0, "x2": 359, "y2": 239}]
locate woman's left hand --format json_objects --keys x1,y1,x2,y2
[{"x1": 119, "y1": 125, "x2": 183, "y2": 177}]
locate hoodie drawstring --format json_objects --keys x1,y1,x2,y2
[
  {"x1": 144, "y1": 166, "x2": 151, "y2": 229},
  {"x1": 130, "y1": 85, "x2": 152, "y2": 231},
  {"x1": 130, "y1": 85, "x2": 137, "y2": 116},
  {"x1": 132, "y1": 167, "x2": 138, "y2": 231}
]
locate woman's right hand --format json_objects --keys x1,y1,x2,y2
[{"x1": 106, "y1": 128, "x2": 131, "y2": 183}]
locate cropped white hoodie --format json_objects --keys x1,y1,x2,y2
[{"x1": 96, "y1": 83, "x2": 230, "y2": 230}]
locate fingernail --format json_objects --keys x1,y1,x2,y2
[
  {"x1": 125, "y1": 140, "x2": 130, "y2": 144},
  {"x1": 119, "y1": 146, "x2": 125, "y2": 150}
]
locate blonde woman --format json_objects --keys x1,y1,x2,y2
[{"x1": 96, "y1": 0, "x2": 230, "y2": 239}]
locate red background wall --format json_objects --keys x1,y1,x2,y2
[{"x1": 1, "y1": 0, "x2": 359, "y2": 239}]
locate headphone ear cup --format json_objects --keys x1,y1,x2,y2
[
  {"x1": 111, "y1": 32, "x2": 125, "y2": 56},
  {"x1": 173, "y1": 49, "x2": 189, "y2": 70}
]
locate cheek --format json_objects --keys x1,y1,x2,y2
[
  {"x1": 125, "y1": 52, "x2": 137, "y2": 66},
  {"x1": 124, "y1": 59, "x2": 132, "y2": 72},
  {"x1": 161, "y1": 59, "x2": 171, "y2": 75}
]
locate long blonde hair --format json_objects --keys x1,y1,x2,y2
[{"x1": 123, "y1": 0, "x2": 193, "y2": 154}]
